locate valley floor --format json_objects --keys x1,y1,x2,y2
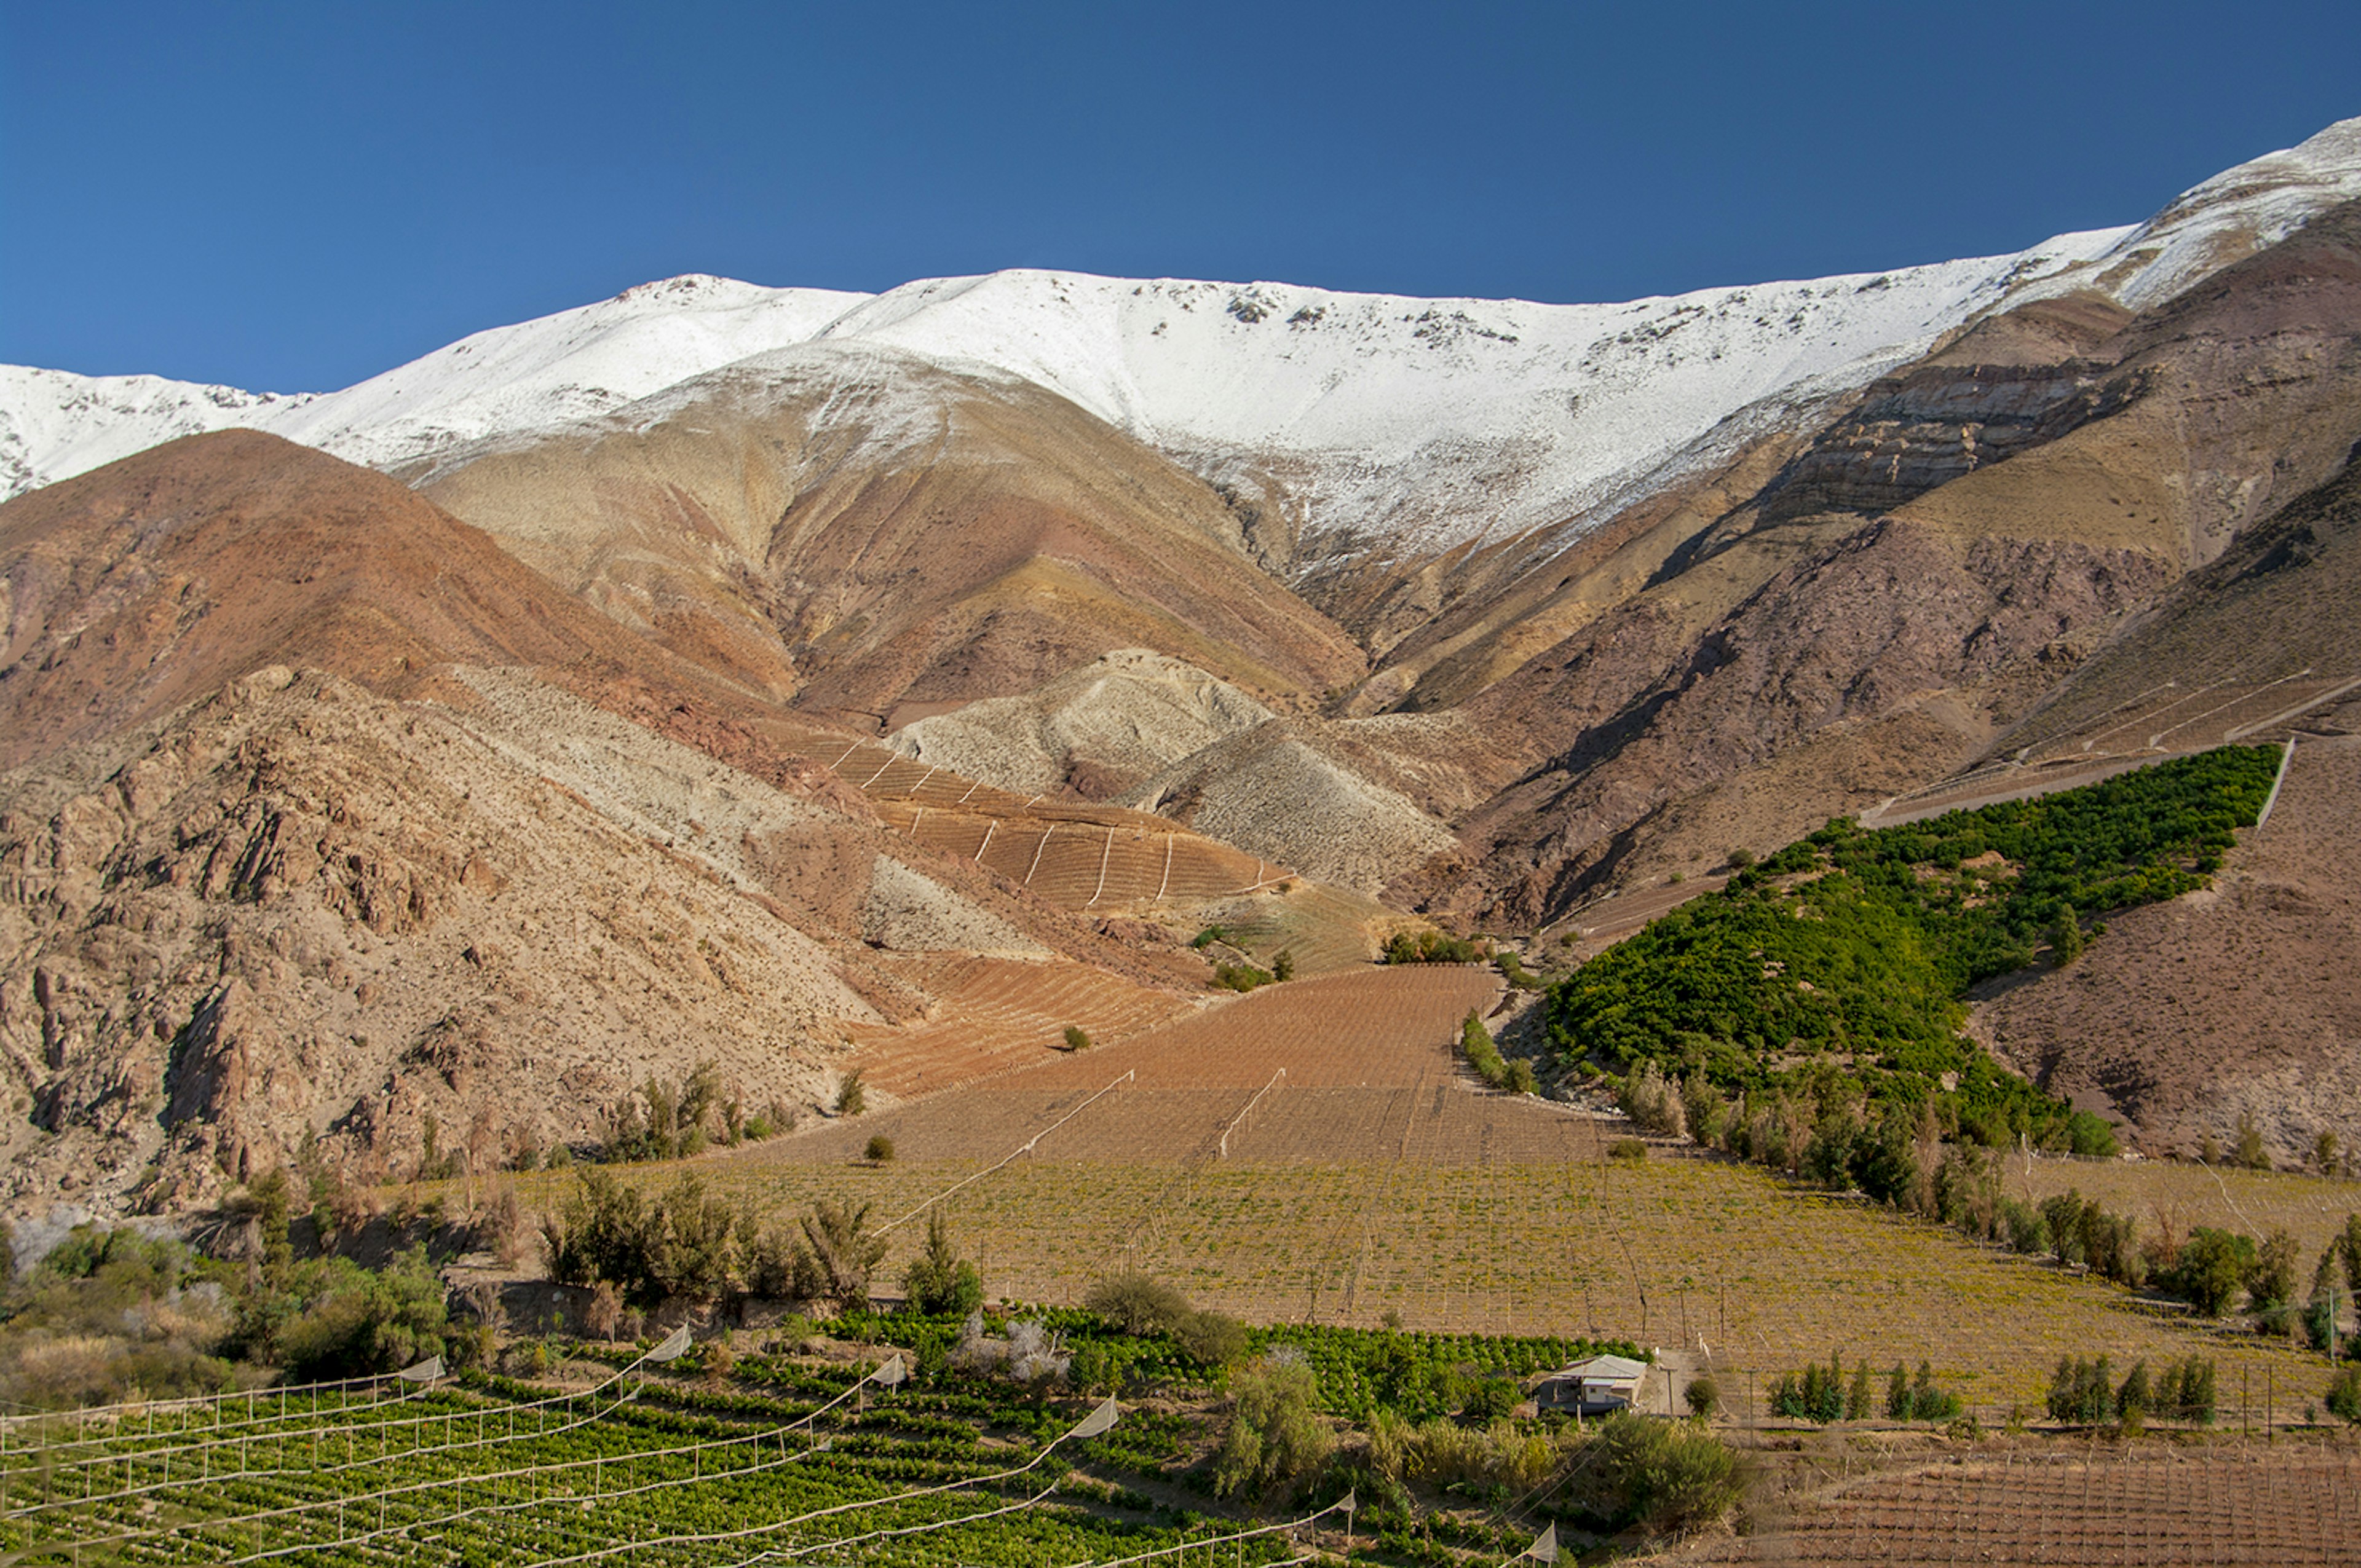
[{"x1": 668, "y1": 967, "x2": 2344, "y2": 1413}]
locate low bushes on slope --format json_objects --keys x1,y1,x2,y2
[{"x1": 1547, "y1": 744, "x2": 2279, "y2": 1153}]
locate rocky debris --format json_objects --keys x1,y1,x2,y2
[
  {"x1": 861, "y1": 855, "x2": 1050, "y2": 958},
  {"x1": 1120, "y1": 722, "x2": 1461, "y2": 899},
  {"x1": 888, "y1": 648, "x2": 1274, "y2": 799}
]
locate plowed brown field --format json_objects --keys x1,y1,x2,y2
[
  {"x1": 842, "y1": 955, "x2": 1206, "y2": 1099},
  {"x1": 1687, "y1": 1446, "x2": 2361, "y2": 1566},
  {"x1": 831, "y1": 739, "x2": 1294, "y2": 910}
]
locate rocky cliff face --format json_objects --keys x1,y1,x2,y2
[{"x1": 0, "y1": 668, "x2": 872, "y2": 1211}]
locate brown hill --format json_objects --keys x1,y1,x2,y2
[
  {"x1": 1972, "y1": 735, "x2": 2361, "y2": 1165},
  {"x1": 407, "y1": 346, "x2": 1367, "y2": 729},
  {"x1": 0, "y1": 433, "x2": 1394, "y2": 1217},
  {"x1": 1371, "y1": 199, "x2": 2361, "y2": 926},
  {"x1": 0, "y1": 430, "x2": 678, "y2": 770}
]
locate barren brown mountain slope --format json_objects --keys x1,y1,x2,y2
[
  {"x1": 0, "y1": 434, "x2": 1409, "y2": 1218},
  {"x1": 408, "y1": 347, "x2": 1366, "y2": 729},
  {"x1": 1971, "y1": 735, "x2": 2361, "y2": 1165},
  {"x1": 0, "y1": 430, "x2": 674, "y2": 771},
  {"x1": 0, "y1": 666, "x2": 883, "y2": 1213},
  {"x1": 1375, "y1": 200, "x2": 2361, "y2": 926}
]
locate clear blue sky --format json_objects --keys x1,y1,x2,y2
[{"x1": 4, "y1": 0, "x2": 2356, "y2": 393}]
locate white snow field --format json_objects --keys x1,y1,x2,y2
[{"x1": 5, "y1": 117, "x2": 2357, "y2": 561}]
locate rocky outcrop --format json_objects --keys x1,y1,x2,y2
[{"x1": 0, "y1": 668, "x2": 874, "y2": 1211}]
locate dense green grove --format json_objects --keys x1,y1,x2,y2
[{"x1": 1551, "y1": 746, "x2": 2280, "y2": 1157}]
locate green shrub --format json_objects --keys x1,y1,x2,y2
[
  {"x1": 597, "y1": 1060, "x2": 726, "y2": 1162},
  {"x1": 274, "y1": 1247, "x2": 448, "y2": 1383},
  {"x1": 1570, "y1": 1414, "x2": 1739, "y2": 1537},
  {"x1": 1212, "y1": 1356, "x2": 1332, "y2": 1497},
  {"x1": 1085, "y1": 1272, "x2": 1191, "y2": 1335},
  {"x1": 1383, "y1": 929, "x2": 1484, "y2": 965},
  {"x1": 1061, "y1": 1025, "x2": 1092, "y2": 1052},
  {"x1": 901, "y1": 1210, "x2": 983, "y2": 1317},
  {"x1": 864, "y1": 1135, "x2": 896, "y2": 1163},
  {"x1": 797, "y1": 1197, "x2": 886, "y2": 1307},
  {"x1": 1459, "y1": 1011, "x2": 1509, "y2": 1089},
  {"x1": 1685, "y1": 1373, "x2": 1720, "y2": 1417},
  {"x1": 1174, "y1": 1309, "x2": 1249, "y2": 1368},
  {"x1": 1212, "y1": 963, "x2": 1274, "y2": 993},
  {"x1": 2327, "y1": 1365, "x2": 2361, "y2": 1425}
]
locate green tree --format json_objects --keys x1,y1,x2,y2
[
  {"x1": 2116, "y1": 1361, "x2": 2151, "y2": 1433},
  {"x1": 1885, "y1": 1362, "x2": 1910, "y2": 1420},
  {"x1": 1212, "y1": 1356, "x2": 1333, "y2": 1497},
  {"x1": 1571, "y1": 1415, "x2": 1741, "y2": 1537},
  {"x1": 2170, "y1": 1358, "x2": 2217, "y2": 1425},
  {"x1": 249, "y1": 1170, "x2": 293, "y2": 1289},
  {"x1": 2164, "y1": 1229, "x2": 2253, "y2": 1317},
  {"x1": 798, "y1": 1197, "x2": 885, "y2": 1306},
  {"x1": 902, "y1": 1210, "x2": 984, "y2": 1317},
  {"x1": 2047, "y1": 905, "x2": 2084, "y2": 966},
  {"x1": 2247, "y1": 1229, "x2": 2301, "y2": 1317},
  {"x1": 2234, "y1": 1114, "x2": 2269, "y2": 1170}
]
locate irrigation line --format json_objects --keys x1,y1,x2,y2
[
  {"x1": 1217, "y1": 1068, "x2": 1287, "y2": 1159},
  {"x1": 507, "y1": 1406, "x2": 1110, "y2": 1568},
  {"x1": 6, "y1": 1330, "x2": 688, "y2": 1517},
  {"x1": 221, "y1": 1416, "x2": 839, "y2": 1565},
  {"x1": 62, "y1": 1349, "x2": 885, "y2": 1562},
  {"x1": 2150, "y1": 666, "x2": 2312, "y2": 748},
  {"x1": 1083, "y1": 1494, "x2": 1352, "y2": 1566},
  {"x1": 1085, "y1": 826, "x2": 1115, "y2": 907},
  {"x1": 721, "y1": 1476, "x2": 1064, "y2": 1566},
  {"x1": 1024, "y1": 822, "x2": 1057, "y2": 885},
  {"x1": 869, "y1": 1070, "x2": 1137, "y2": 1237}
]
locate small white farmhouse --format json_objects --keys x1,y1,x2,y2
[{"x1": 1532, "y1": 1353, "x2": 1649, "y2": 1416}]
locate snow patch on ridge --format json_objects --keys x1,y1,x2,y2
[{"x1": 7, "y1": 117, "x2": 2359, "y2": 562}]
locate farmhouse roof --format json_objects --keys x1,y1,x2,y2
[{"x1": 1554, "y1": 1354, "x2": 1647, "y2": 1381}]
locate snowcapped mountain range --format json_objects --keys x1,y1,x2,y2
[{"x1": 6, "y1": 117, "x2": 2359, "y2": 561}]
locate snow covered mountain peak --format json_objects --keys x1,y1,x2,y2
[{"x1": 6, "y1": 118, "x2": 2359, "y2": 559}]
